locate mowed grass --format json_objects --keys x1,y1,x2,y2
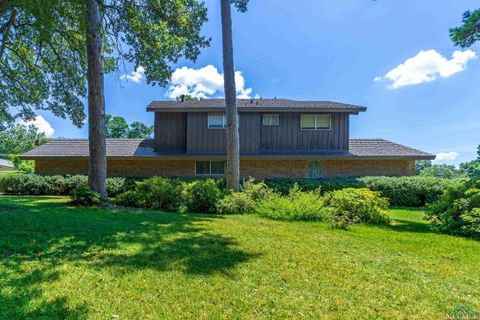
[{"x1": 0, "y1": 197, "x2": 479, "y2": 319}]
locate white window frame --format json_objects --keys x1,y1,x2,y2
[
  {"x1": 195, "y1": 161, "x2": 225, "y2": 175},
  {"x1": 263, "y1": 114, "x2": 279, "y2": 126},
  {"x1": 208, "y1": 113, "x2": 227, "y2": 129},
  {"x1": 300, "y1": 114, "x2": 331, "y2": 130}
]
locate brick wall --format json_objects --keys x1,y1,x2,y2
[{"x1": 35, "y1": 158, "x2": 415, "y2": 178}]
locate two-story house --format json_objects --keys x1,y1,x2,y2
[{"x1": 22, "y1": 99, "x2": 435, "y2": 178}]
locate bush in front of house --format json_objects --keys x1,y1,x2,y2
[
  {"x1": 359, "y1": 176, "x2": 453, "y2": 207},
  {"x1": 263, "y1": 176, "x2": 453, "y2": 207},
  {"x1": 255, "y1": 185, "x2": 328, "y2": 221},
  {"x1": 0, "y1": 173, "x2": 48, "y2": 195},
  {"x1": 425, "y1": 180, "x2": 480, "y2": 239},
  {"x1": 69, "y1": 186, "x2": 101, "y2": 206},
  {"x1": 114, "y1": 177, "x2": 181, "y2": 212},
  {"x1": 216, "y1": 191, "x2": 256, "y2": 214},
  {"x1": 322, "y1": 188, "x2": 390, "y2": 229},
  {"x1": 0, "y1": 173, "x2": 126, "y2": 197},
  {"x1": 181, "y1": 179, "x2": 222, "y2": 213}
]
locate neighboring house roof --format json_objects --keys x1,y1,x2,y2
[
  {"x1": 0, "y1": 159, "x2": 14, "y2": 168},
  {"x1": 147, "y1": 99, "x2": 367, "y2": 114},
  {"x1": 22, "y1": 138, "x2": 435, "y2": 160}
]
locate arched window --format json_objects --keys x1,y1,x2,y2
[{"x1": 307, "y1": 160, "x2": 324, "y2": 179}]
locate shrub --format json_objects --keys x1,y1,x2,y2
[
  {"x1": 241, "y1": 178, "x2": 274, "y2": 202},
  {"x1": 0, "y1": 173, "x2": 47, "y2": 195},
  {"x1": 255, "y1": 185, "x2": 328, "y2": 221},
  {"x1": 425, "y1": 181, "x2": 480, "y2": 239},
  {"x1": 264, "y1": 177, "x2": 361, "y2": 195},
  {"x1": 114, "y1": 177, "x2": 181, "y2": 212},
  {"x1": 360, "y1": 176, "x2": 452, "y2": 207},
  {"x1": 107, "y1": 177, "x2": 127, "y2": 197},
  {"x1": 182, "y1": 179, "x2": 222, "y2": 213},
  {"x1": 263, "y1": 176, "x2": 453, "y2": 207},
  {"x1": 322, "y1": 188, "x2": 389, "y2": 229},
  {"x1": 216, "y1": 191, "x2": 256, "y2": 214},
  {"x1": 70, "y1": 186, "x2": 101, "y2": 206}
]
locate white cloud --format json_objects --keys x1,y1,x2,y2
[
  {"x1": 120, "y1": 66, "x2": 145, "y2": 83},
  {"x1": 166, "y1": 65, "x2": 255, "y2": 99},
  {"x1": 19, "y1": 115, "x2": 55, "y2": 137},
  {"x1": 375, "y1": 49, "x2": 477, "y2": 89},
  {"x1": 434, "y1": 152, "x2": 459, "y2": 163}
]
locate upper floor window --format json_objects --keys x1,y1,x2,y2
[
  {"x1": 263, "y1": 114, "x2": 279, "y2": 126},
  {"x1": 208, "y1": 113, "x2": 226, "y2": 129},
  {"x1": 195, "y1": 161, "x2": 225, "y2": 175},
  {"x1": 300, "y1": 114, "x2": 331, "y2": 130}
]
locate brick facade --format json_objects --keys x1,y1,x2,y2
[{"x1": 35, "y1": 158, "x2": 415, "y2": 178}]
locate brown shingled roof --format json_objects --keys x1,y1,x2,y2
[
  {"x1": 147, "y1": 99, "x2": 367, "y2": 113},
  {"x1": 22, "y1": 138, "x2": 434, "y2": 160}
]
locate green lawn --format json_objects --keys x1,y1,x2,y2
[{"x1": 0, "y1": 196, "x2": 479, "y2": 319}]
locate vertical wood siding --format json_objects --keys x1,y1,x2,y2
[
  {"x1": 154, "y1": 112, "x2": 349, "y2": 154},
  {"x1": 154, "y1": 113, "x2": 186, "y2": 152},
  {"x1": 260, "y1": 112, "x2": 349, "y2": 152}
]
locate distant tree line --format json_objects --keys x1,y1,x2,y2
[
  {"x1": 416, "y1": 145, "x2": 480, "y2": 179},
  {"x1": 105, "y1": 115, "x2": 153, "y2": 139}
]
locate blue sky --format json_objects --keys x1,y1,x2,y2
[{"x1": 35, "y1": 0, "x2": 480, "y2": 165}]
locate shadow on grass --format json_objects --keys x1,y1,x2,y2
[{"x1": 0, "y1": 196, "x2": 258, "y2": 318}]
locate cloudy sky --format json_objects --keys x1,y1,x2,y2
[{"x1": 33, "y1": 0, "x2": 480, "y2": 165}]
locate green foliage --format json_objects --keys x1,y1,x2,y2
[
  {"x1": 8, "y1": 154, "x2": 34, "y2": 173},
  {"x1": 231, "y1": 0, "x2": 249, "y2": 12},
  {"x1": 459, "y1": 145, "x2": 480, "y2": 180},
  {"x1": 1, "y1": 0, "x2": 209, "y2": 126},
  {"x1": 264, "y1": 177, "x2": 361, "y2": 195},
  {"x1": 181, "y1": 179, "x2": 222, "y2": 213},
  {"x1": 241, "y1": 178, "x2": 274, "y2": 202},
  {"x1": 114, "y1": 177, "x2": 181, "y2": 212},
  {"x1": 128, "y1": 121, "x2": 153, "y2": 139},
  {"x1": 105, "y1": 114, "x2": 154, "y2": 139},
  {"x1": 419, "y1": 164, "x2": 462, "y2": 179},
  {"x1": 425, "y1": 181, "x2": 480, "y2": 239},
  {"x1": 216, "y1": 191, "x2": 256, "y2": 214},
  {"x1": 415, "y1": 160, "x2": 432, "y2": 175},
  {"x1": 0, "y1": 173, "x2": 127, "y2": 196},
  {"x1": 322, "y1": 188, "x2": 390, "y2": 230},
  {"x1": 105, "y1": 115, "x2": 129, "y2": 138},
  {"x1": 69, "y1": 186, "x2": 101, "y2": 206},
  {"x1": 450, "y1": 9, "x2": 480, "y2": 48},
  {"x1": 264, "y1": 176, "x2": 450, "y2": 207},
  {"x1": 255, "y1": 185, "x2": 327, "y2": 221}
]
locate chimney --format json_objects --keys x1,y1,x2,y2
[
  {"x1": 250, "y1": 99, "x2": 253, "y2": 104},
  {"x1": 180, "y1": 94, "x2": 185, "y2": 102}
]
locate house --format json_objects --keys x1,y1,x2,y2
[
  {"x1": 0, "y1": 159, "x2": 14, "y2": 171},
  {"x1": 22, "y1": 99, "x2": 435, "y2": 178}
]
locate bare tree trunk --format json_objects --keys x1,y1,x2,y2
[
  {"x1": 85, "y1": 0, "x2": 107, "y2": 199},
  {"x1": 220, "y1": 0, "x2": 240, "y2": 191}
]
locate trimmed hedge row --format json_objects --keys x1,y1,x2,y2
[
  {"x1": 0, "y1": 173, "x2": 456, "y2": 207},
  {"x1": 264, "y1": 176, "x2": 456, "y2": 207},
  {"x1": 0, "y1": 174, "x2": 127, "y2": 197}
]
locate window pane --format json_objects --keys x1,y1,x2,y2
[
  {"x1": 208, "y1": 113, "x2": 225, "y2": 128},
  {"x1": 210, "y1": 161, "x2": 225, "y2": 174},
  {"x1": 195, "y1": 161, "x2": 210, "y2": 174},
  {"x1": 263, "y1": 114, "x2": 279, "y2": 126},
  {"x1": 316, "y1": 115, "x2": 331, "y2": 129},
  {"x1": 301, "y1": 114, "x2": 316, "y2": 129}
]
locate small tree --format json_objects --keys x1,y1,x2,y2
[{"x1": 450, "y1": 9, "x2": 480, "y2": 47}]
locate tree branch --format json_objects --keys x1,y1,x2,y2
[{"x1": 0, "y1": 9, "x2": 16, "y2": 59}]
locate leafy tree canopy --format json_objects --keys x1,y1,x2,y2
[
  {"x1": 419, "y1": 164, "x2": 462, "y2": 179},
  {"x1": 0, "y1": 0, "x2": 209, "y2": 126},
  {"x1": 415, "y1": 160, "x2": 432, "y2": 175},
  {"x1": 450, "y1": 9, "x2": 480, "y2": 47},
  {"x1": 105, "y1": 114, "x2": 153, "y2": 139},
  {"x1": 0, "y1": 122, "x2": 46, "y2": 157}
]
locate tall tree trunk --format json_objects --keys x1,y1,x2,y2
[
  {"x1": 220, "y1": 0, "x2": 240, "y2": 191},
  {"x1": 85, "y1": 0, "x2": 107, "y2": 199}
]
